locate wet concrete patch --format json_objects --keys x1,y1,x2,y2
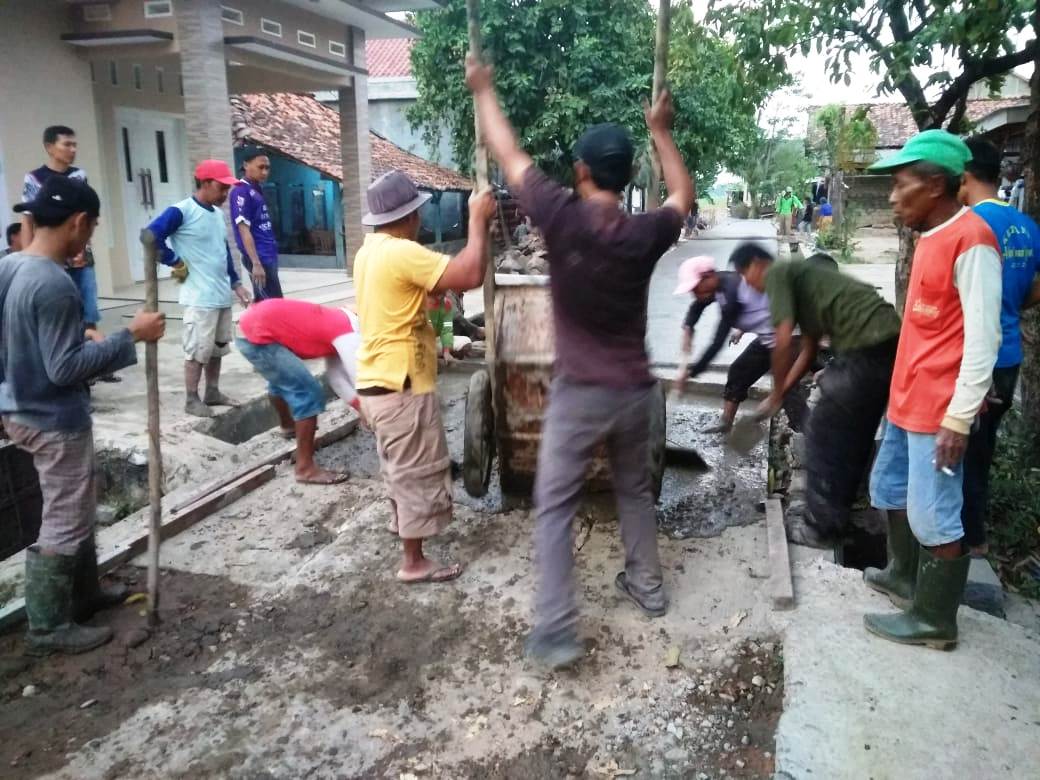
[{"x1": 657, "y1": 401, "x2": 766, "y2": 539}]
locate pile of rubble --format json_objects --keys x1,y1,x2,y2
[{"x1": 496, "y1": 230, "x2": 548, "y2": 276}]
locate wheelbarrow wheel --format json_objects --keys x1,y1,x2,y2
[
  {"x1": 648, "y1": 381, "x2": 667, "y2": 502},
  {"x1": 463, "y1": 369, "x2": 494, "y2": 498}
]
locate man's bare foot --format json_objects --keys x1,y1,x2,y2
[
  {"x1": 185, "y1": 397, "x2": 213, "y2": 417},
  {"x1": 277, "y1": 427, "x2": 295, "y2": 440},
  {"x1": 397, "y1": 559, "x2": 464, "y2": 584},
  {"x1": 204, "y1": 390, "x2": 240, "y2": 407},
  {"x1": 295, "y1": 466, "x2": 349, "y2": 485},
  {"x1": 969, "y1": 544, "x2": 989, "y2": 558}
]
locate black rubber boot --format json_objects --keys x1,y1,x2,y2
[
  {"x1": 72, "y1": 536, "x2": 130, "y2": 623},
  {"x1": 863, "y1": 547, "x2": 971, "y2": 651},
  {"x1": 863, "y1": 510, "x2": 919, "y2": 608},
  {"x1": 24, "y1": 547, "x2": 112, "y2": 656}
]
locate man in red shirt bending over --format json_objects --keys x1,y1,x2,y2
[
  {"x1": 237, "y1": 299, "x2": 360, "y2": 484},
  {"x1": 863, "y1": 131, "x2": 1002, "y2": 650}
]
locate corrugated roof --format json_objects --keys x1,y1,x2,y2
[
  {"x1": 229, "y1": 92, "x2": 470, "y2": 191},
  {"x1": 365, "y1": 38, "x2": 414, "y2": 78},
  {"x1": 809, "y1": 99, "x2": 1030, "y2": 149}
]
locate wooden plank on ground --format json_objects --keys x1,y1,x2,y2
[
  {"x1": 0, "y1": 465, "x2": 275, "y2": 632},
  {"x1": 170, "y1": 414, "x2": 358, "y2": 513},
  {"x1": 766, "y1": 497, "x2": 795, "y2": 611}
]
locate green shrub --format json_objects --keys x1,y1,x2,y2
[{"x1": 987, "y1": 410, "x2": 1040, "y2": 597}]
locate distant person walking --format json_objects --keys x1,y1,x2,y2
[
  {"x1": 144, "y1": 160, "x2": 251, "y2": 417},
  {"x1": 231, "y1": 148, "x2": 283, "y2": 301},
  {"x1": 775, "y1": 188, "x2": 802, "y2": 236}
]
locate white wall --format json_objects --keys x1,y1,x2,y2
[{"x1": 0, "y1": 3, "x2": 111, "y2": 291}]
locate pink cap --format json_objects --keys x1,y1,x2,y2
[
  {"x1": 673, "y1": 255, "x2": 717, "y2": 295},
  {"x1": 194, "y1": 159, "x2": 239, "y2": 185}
]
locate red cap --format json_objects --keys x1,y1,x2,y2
[{"x1": 193, "y1": 159, "x2": 239, "y2": 185}]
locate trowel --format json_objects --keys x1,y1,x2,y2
[{"x1": 725, "y1": 415, "x2": 767, "y2": 455}]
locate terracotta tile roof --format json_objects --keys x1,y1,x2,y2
[
  {"x1": 810, "y1": 99, "x2": 1030, "y2": 149},
  {"x1": 365, "y1": 38, "x2": 414, "y2": 78},
  {"x1": 229, "y1": 92, "x2": 471, "y2": 192}
]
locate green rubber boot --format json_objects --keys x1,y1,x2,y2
[
  {"x1": 864, "y1": 547, "x2": 970, "y2": 651},
  {"x1": 863, "y1": 510, "x2": 919, "y2": 609},
  {"x1": 72, "y1": 536, "x2": 130, "y2": 623},
  {"x1": 24, "y1": 547, "x2": 113, "y2": 657}
]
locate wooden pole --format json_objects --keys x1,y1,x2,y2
[
  {"x1": 140, "y1": 230, "x2": 163, "y2": 628},
  {"x1": 466, "y1": 0, "x2": 495, "y2": 362},
  {"x1": 647, "y1": 0, "x2": 671, "y2": 211}
]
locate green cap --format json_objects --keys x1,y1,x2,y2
[{"x1": 868, "y1": 129, "x2": 972, "y2": 175}]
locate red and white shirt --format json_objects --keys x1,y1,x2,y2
[
  {"x1": 888, "y1": 207, "x2": 1002, "y2": 435},
  {"x1": 239, "y1": 298, "x2": 360, "y2": 407}
]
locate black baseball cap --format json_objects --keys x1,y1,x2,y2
[
  {"x1": 14, "y1": 176, "x2": 101, "y2": 222},
  {"x1": 573, "y1": 123, "x2": 634, "y2": 192}
]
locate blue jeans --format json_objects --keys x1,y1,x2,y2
[
  {"x1": 241, "y1": 257, "x2": 283, "y2": 302},
  {"x1": 869, "y1": 419, "x2": 965, "y2": 547},
  {"x1": 68, "y1": 265, "x2": 100, "y2": 326},
  {"x1": 235, "y1": 339, "x2": 324, "y2": 420}
]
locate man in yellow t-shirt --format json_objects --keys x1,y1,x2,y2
[{"x1": 354, "y1": 170, "x2": 494, "y2": 584}]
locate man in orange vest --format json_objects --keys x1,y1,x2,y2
[{"x1": 863, "y1": 131, "x2": 1002, "y2": 650}]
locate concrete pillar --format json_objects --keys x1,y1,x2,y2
[
  {"x1": 176, "y1": 0, "x2": 234, "y2": 169},
  {"x1": 338, "y1": 26, "x2": 370, "y2": 275}
]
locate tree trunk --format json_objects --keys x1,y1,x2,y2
[
  {"x1": 894, "y1": 222, "x2": 914, "y2": 315},
  {"x1": 1019, "y1": 17, "x2": 1040, "y2": 452},
  {"x1": 646, "y1": 0, "x2": 670, "y2": 211}
]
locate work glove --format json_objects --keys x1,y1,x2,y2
[{"x1": 170, "y1": 260, "x2": 189, "y2": 283}]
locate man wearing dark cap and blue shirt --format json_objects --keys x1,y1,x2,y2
[
  {"x1": 1, "y1": 177, "x2": 165, "y2": 656},
  {"x1": 957, "y1": 136, "x2": 1040, "y2": 556},
  {"x1": 466, "y1": 56, "x2": 695, "y2": 669},
  {"x1": 230, "y1": 148, "x2": 283, "y2": 301}
]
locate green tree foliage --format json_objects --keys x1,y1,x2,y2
[
  {"x1": 409, "y1": 1, "x2": 780, "y2": 191},
  {"x1": 812, "y1": 105, "x2": 877, "y2": 173},
  {"x1": 664, "y1": 4, "x2": 785, "y2": 192},
  {"x1": 409, "y1": 0, "x2": 654, "y2": 182},
  {"x1": 735, "y1": 118, "x2": 816, "y2": 217},
  {"x1": 708, "y1": 0, "x2": 1036, "y2": 132}
]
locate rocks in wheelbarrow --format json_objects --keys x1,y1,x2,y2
[{"x1": 495, "y1": 232, "x2": 549, "y2": 275}]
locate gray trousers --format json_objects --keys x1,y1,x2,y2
[
  {"x1": 533, "y1": 377, "x2": 664, "y2": 638},
  {"x1": 3, "y1": 419, "x2": 96, "y2": 556}
]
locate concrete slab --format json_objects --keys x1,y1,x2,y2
[
  {"x1": 773, "y1": 559, "x2": 1040, "y2": 779},
  {"x1": 964, "y1": 557, "x2": 1005, "y2": 618}
]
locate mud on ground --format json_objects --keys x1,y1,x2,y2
[{"x1": 1, "y1": 369, "x2": 781, "y2": 779}]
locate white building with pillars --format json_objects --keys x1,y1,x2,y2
[{"x1": 0, "y1": 0, "x2": 443, "y2": 295}]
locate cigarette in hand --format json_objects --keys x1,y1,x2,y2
[{"x1": 932, "y1": 459, "x2": 955, "y2": 477}]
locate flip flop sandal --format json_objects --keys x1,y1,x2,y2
[
  {"x1": 397, "y1": 563, "x2": 464, "y2": 585},
  {"x1": 296, "y1": 472, "x2": 350, "y2": 485}
]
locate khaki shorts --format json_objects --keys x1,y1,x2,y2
[
  {"x1": 183, "y1": 306, "x2": 233, "y2": 363},
  {"x1": 360, "y1": 390, "x2": 453, "y2": 540}
]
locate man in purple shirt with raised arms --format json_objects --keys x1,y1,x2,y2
[
  {"x1": 230, "y1": 148, "x2": 283, "y2": 301},
  {"x1": 467, "y1": 57, "x2": 695, "y2": 669}
]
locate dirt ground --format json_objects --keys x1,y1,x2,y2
[{"x1": 0, "y1": 369, "x2": 785, "y2": 779}]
